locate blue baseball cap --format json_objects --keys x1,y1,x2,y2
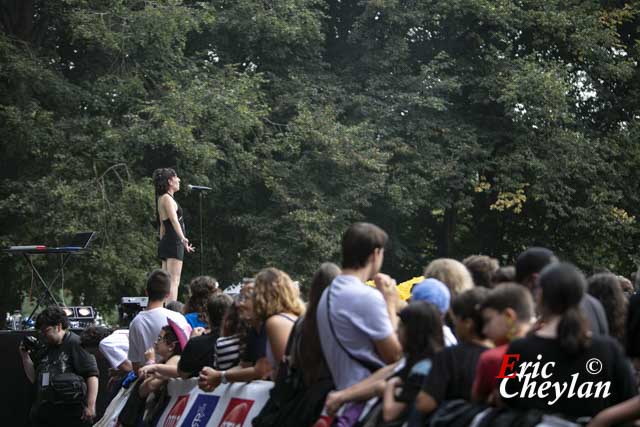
[{"x1": 411, "y1": 278, "x2": 451, "y2": 314}]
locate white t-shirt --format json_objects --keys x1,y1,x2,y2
[
  {"x1": 99, "y1": 329, "x2": 130, "y2": 369},
  {"x1": 443, "y1": 325, "x2": 458, "y2": 347},
  {"x1": 127, "y1": 307, "x2": 190, "y2": 364}
]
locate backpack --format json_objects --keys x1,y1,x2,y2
[{"x1": 252, "y1": 319, "x2": 335, "y2": 427}]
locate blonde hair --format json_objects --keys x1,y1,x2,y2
[
  {"x1": 424, "y1": 258, "x2": 474, "y2": 296},
  {"x1": 253, "y1": 267, "x2": 305, "y2": 320}
]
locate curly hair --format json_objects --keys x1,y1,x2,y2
[
  {"x1": 253, "y1": 268, "x2": 305, "y2": 321},
  {"x1": 184, "y1": 276, "x2": 219, "y2": 325},
  {"x1": 588, "y1": 273, "x2": 627, "y2": 345},
  {"x1": 424, "y1": 258, "x2": 474, "y2": 296}
]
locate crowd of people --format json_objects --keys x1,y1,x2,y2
[{"x1": 19, "y1": 222, "x2": 640, "y2": 427}]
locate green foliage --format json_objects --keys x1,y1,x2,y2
[{"x1": 1, "y1": 0, "x2": 639, "y2": 320}]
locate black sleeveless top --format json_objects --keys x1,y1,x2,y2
[{"x1": 158, "y1": 194, "x2": 185, "y2": 261}]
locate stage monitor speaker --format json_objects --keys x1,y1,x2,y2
[{"x1": 119, "y1": 297, "x2": 148, "y2": 327}]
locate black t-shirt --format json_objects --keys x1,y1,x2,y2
[
  {"x1": 177, "y1": 331, "x2": 219, "y2": 377},
  {"x1": 242, "y1": 324, "x2": 267, "y2": 364},
  {"x1": 502, "y1": 335, "x2": 637, "y2": 418},
  {"x1": 395, "y1": 357, "x2": 433, "y2": 403},
  {"x1": 421, "y1": 342, "x2": 488, "y2": 403},
  {"x1": 32, "y1": 331, "x2": 99, "y2": 402}
]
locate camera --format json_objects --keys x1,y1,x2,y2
[{"x1": 22, "y1": 335, "x2": 42, "y2": 353}]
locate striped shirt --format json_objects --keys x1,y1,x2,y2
[{"x1": 215, "y1": 334, "x2": 241, "y2": 370}]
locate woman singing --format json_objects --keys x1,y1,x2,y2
[{"x1": 153, "y1": 168, "x2": 195, "y2": 301}]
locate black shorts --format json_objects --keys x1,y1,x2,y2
[{"x1": 158, "y1": 237, "x2": 184, "y2": 261}]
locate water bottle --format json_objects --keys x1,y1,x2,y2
[{"x1": 12, "y1": 310, "x2": 22, "y2": 331}]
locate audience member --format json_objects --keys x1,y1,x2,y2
[
  {"x1": 472, "y1": 283, "x2": 534, "y2": 403},
  {"x1": 128, "y1": 269, "x2": 190, "y2": 372},
  {"x1": 618, "y1": 275, "x2": 635, "y2": 299},
  {"x1": 626, "y1": 293, "x2": 640, "y2": 390},
  {"x1": 411, "y1": 278, "x2": 457, "y2": 346},
  {"x1": 214, "y1": 301, "x2": 246, "y2": 370},
  {"x1": 253, "y1": 267, "x2": 305, "y2": 379},
  {"x1": 198, "y1": 279, "x2": 273, "y2": 391},
  {"x1": 183, "y1": 276, "x2": 219, "y2": 329},
  {"x1": 492, "y1": 266, "x2": 515, "y2": 286},
  {"x1": 463, "y1": 255, "x2": 499, "y2": 288},
  {"x1": 99, "y1": 329, "x2": 131, "y2": 373},
  {"x1": 296, "y1": 262, "x2": 340, "y2": 387},
  {"x1": 253, "y1": 263, "x2": 340, "y2": 427},
  {"x1": 138, "y1": 321, "x2": 186, "y2": 394},
  {"x1": 325, "y1": 301, "x2": 443, "y2": 425},
  {"x1": 424, "y1": 258, "x2": 474, "y2": 296},
  {"x1": 130, "y1": 320, "x2": 187, "y2": 426},
  {"x1": 316, "y1": 222, "x2": 401, "y2": 424},
  {"x1": 165, "y1": 300, "x2": 184, "y2": 313},
  {"x1": 317, "y1": 223, "x2": 401, "y2": 391},
  {"x1": 503, "y1": 263, "x2": 637, "y2": 419},
  {"x1": 588, "y1": 272, "x2": 627, "y2": 345},
  {"x1": 515, "y1": 246, "x2": 609, "y2": 335},
  {"x1": 416, "y1": 287, "x2": 490, "y2": 415},
  {"x1": 178, "y1": 293, "x2": 233, "y2": 378}
]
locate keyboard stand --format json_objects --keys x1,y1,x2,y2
[{"x1": 3, "y1": 248, "x2": 85, "y2": 323}]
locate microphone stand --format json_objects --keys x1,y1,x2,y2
[
  {"x1": 199, "y1": 191, "x2": 204, "y2": 275},
  {"x1": 189, "y1": 185, "x2": 210, "y2": 276}
]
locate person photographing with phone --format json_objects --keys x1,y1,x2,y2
[{"x1": 19, "y1": 305, "x2": 99, "y2": 427}]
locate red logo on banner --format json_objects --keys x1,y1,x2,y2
[
  {"x1": 311, "y1": 415, "x2": 333, "y2": 427},
  {"x1": 163, "y1": 395, "x2": 190, "y2": 427},
  {"x1": 217, "y1": 398, "x2": 255, "y2": 427}
]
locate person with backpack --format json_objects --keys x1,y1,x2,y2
[{"x1": 253, "y1": 262, "x2": 340, "y2": 427}]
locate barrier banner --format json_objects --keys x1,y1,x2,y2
[
  {"x1": 180, "y1": 395, "x2": 219, "y2": 427},
  {"x1": 154, "y1": 379, "x2": 274, "y2": 427},
  {"x1": 162, "y1": 394, "x2": 190, "y2": 427}
]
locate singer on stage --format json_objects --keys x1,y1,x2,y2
[{"x1": 153, "y1": 168, "x2": 195, "y2": 301}]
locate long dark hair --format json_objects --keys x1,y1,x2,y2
[
  {"x1": 399, "y1": 301, "x2": 444, "y2": 369},
  {"x1": 221, "y1": 300, "x2": 249, "y2": 344},
  {"x1": 152, "y1": 168, "x2": 176, "y2": 226},
  {"x1": 588, "y1": 273, "x2": 627, "y2": 345},
  {"x1": 297, "y1": 262, "x2": 340, "y2": 386},
  {"x1": 539, "y1": 263, "x2": 590, "y2": 355}
]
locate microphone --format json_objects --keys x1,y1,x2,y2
[{"x1": 188, "y1": 184, "x2": 212, "y2": 191}]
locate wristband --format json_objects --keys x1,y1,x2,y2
[{"x1": 220, "y1": 370, "x2": 228, "y2": 384}]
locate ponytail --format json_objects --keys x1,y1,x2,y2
[
  {"x1": 152, "y1": 168, "x2": 176, "y2": 228},
  {"x1": 539, "y1": 262, "x2": 592, "y2": 355},
  {"x1": 557, "y1": 304, "x2": 590, "y2": 355}
]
